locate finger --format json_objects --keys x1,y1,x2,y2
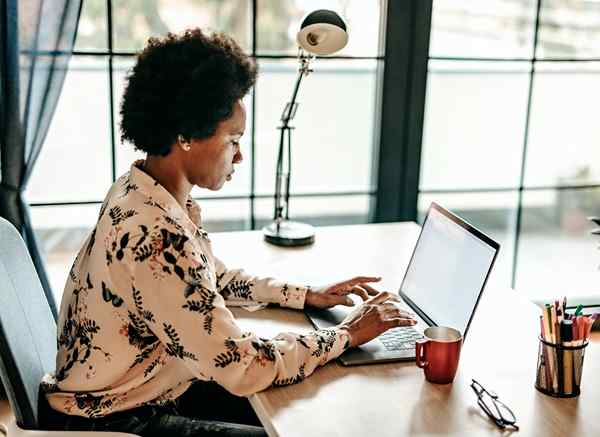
[
  {"x1": 379, "y1": 301, "x2": 413, "y2": 315},
  {"x1": 360, "y1": 283, "x2": 381, "y2": 296},
  {"x1": 387, "y1": 294, "x2": 403, "y2": 303},
  {"x1": 327, "y1": 295, "x2": 354, "y2": 307},
  {"x1": 385, "y1": 317, "x2": 417, "y2": 328},
  {"x1": 348, "y1": 286, "x2": 369, "y2": 301},
  {"x1": 381, "y1": 305, "x2": 415, "y2": 319},
  {"x1": 344, "y1": 276, "x2": 381, "y2": 287},
  {"x1": 379, "y1": 302, "x2": 397, "y2": 313},
  {"x1": 366, "y1": 291, "x2": 392, "y2": 305},
  {"x1": 377, "y1": 292, "x2": 403, "y2": 303},
  {"x1": 340, "y1": 296, "x2": 354, "y2": 307}
]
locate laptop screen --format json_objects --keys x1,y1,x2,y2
[{"x1": 400, "y1": 203, "x2": 498, "y2": 337}]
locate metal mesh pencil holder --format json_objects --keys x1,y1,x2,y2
[{"x1": 535, "y1": 336, "x2": 588, "y2": 398}]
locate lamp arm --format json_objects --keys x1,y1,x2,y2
[
  {"x1": 274, "y1": 126, "x2": 286, "y2": 223},
  {"x1": 281, "y1": 62, "x2": 307, "y2": 127},
  {"x1": 273, "y1": 55, "x2": 313, "y2": 227},
  {"x1": 285, "y1": 128, "x2": 292, "y2": 220}
]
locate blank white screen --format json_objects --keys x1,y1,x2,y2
[{"x1": 401, "y1": 207, "x2": 497, "y2": 336}]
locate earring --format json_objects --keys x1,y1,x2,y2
[{"x1": 178, "y1": 134, "x2": 191, "y2": 152}]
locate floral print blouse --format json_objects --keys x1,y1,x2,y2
[{"x1": 43, "y1": 160, "x2": 350, "y2": 418}]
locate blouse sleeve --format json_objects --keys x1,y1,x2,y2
[
  {"x1": 213, "y1": 255, "x2": 309, "y2": 310},
  {"x1": 125, "y1": 221, "x2": 350, "y2": 396}
]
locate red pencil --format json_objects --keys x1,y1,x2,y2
[{"x1": 585, "y1": 317, "x2": 593, "y2": 341}]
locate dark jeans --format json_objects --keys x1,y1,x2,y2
[{"x1": 40, "y1": 381, "x2": 267, "y2": 436}]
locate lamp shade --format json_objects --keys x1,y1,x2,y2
[{"x1": 297, "y1": 9, "x2": 348, "y2": 56}]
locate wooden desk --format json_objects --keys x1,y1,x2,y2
[{"x1": 212, "y1": 223, "x2": 600, "y2": 437}]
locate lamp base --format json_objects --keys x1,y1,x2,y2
[{"x1": 262, "y1": 221, "x2": 315, "y2": 247}]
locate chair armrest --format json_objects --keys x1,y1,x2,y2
[{"x1": 3, "y1": 420, "x2": 140, "y2": 437}]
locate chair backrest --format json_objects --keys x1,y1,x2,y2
[{"x1": 0, "y1": 217, "x2": 57, "y2": 428}]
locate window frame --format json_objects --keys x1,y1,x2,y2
[
  {"x1": 31, "y1": 0, "x2": 386, "y2": 230},
  {"x1": 418, "y1": 0, "x2": 600, "y2": 289}
]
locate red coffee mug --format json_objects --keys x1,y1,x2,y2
[{"x1": 416, "y1": 326, "x2": 463, "y2": 384}]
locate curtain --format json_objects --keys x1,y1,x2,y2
[{"x1": 0, "y1": 0, "x2": 82, "y2": 319}]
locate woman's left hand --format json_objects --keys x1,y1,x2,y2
[{"x1": 305, "y1": 276, "x2": 384, "y2": 309}]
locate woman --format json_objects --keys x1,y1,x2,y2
[{"x1": 41, "y1": 29, "x2": 416, "y2": 436}]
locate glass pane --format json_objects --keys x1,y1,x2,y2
[
  {"x1": 429, "y1": 0, "x2": 536, "y2": 59},
  {"x1": 420, "y1": 61, "x2": 530, "y2": 190},
  {"x1": 193, "y1": 198, "x2": 250, "y2": 232},
  {"x1": 257, "y1": 0, "x2": 382, "y2": 57},
  {"x1": 255, "y1": 194, "x2": 372, "y2": 228},
  {"x1": 112, "y1": 0, "x2": 251, "y2": 53},
  {"x1": 31, "y1": 204, "x2": 102, "y2": 304},
  {"x1": 255, "y1": 59, "x2": 377, "y2": 195},
  {"x1": 17, "y1": 1, "x2": 37, "y2": 50},
  {"x1": 27, "y1": 56, "x2": 112, "y2": 203},
  {"x1": 524, "y1": 62, "x2": 600, "y2": 187},
  {"x1": 537, "y1": 1, "x2": 600, "y2": 59},
  {"x1": 112, "y1": 57, "x2": 253, "y2": 198},
  {"x1": 74, "y1": 0, "x2": 107, "y2": 51},
  {"x1": 517, "y1": 189, "x2": 600, "y2": 301},
  {"x1": 418, "y1": 191, "x2": 518, "y2": 287}
]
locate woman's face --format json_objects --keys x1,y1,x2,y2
[{"x1": 186, "y1": 100, "x2": 246, "y2": 191}]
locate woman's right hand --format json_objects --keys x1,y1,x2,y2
[{"x1": 338, "y1": 292, "x2": 417, "y2": 348}]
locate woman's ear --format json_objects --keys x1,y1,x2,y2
[{"x1": 177, "y1": 134, "x2": 191, "y2": 152}]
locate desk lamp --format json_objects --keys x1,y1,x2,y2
[{"x1": 262, "y1": 9, "x2": 348, "y2": 247}]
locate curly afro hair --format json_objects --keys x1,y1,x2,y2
[{"x1": 120, "y1": 28, "x2": 257, "y2": 156}]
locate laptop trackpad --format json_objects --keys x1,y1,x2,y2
[{"x1": 304, "y1": 305, "x2": 350, "y2": 330}]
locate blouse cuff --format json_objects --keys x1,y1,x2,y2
[
  {"x1": 280, "y1": 284, "x2": 309, "y2": 310},
  {"x1": 327, "y1": 328, "x2": 352, "y2": 361}
]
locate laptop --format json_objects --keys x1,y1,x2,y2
[{"x1": 305, "y1": 202, "x2": 500, "y2": 366}]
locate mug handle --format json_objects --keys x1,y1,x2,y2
[{"x1": 415, "y1": 339, "x2": 429, "y2": 369}]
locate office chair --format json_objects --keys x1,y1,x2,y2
[{"x1": 0, "y1": 217, "x2": 137, "y2": 436}]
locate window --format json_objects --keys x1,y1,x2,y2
[
  {"x1": 27, "y1": 0, "x2": 385, "y2": 298},
  {"x1": 421, "y1": 0, "x2": 600, "y2": 300}
]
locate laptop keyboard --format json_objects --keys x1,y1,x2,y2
[{"x1": 379, "y1": 327, "x2": 424, "y2": 352}]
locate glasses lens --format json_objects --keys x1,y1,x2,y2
[
  {"x1": 478, "y1": 398, "x2": 510, "y2": 430},
  {"x1": 496, "y1": 400, "x2": 517, "y2": 425},
  {"x1": 472, "y1": 380, "x2": 518, "y2": 429},
  {"x1": 479, "y1": 392, "x2": 501, "y2": 421}
]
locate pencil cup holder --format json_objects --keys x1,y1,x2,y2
[{"x1": 535, "y1": 337, "x2": 588, "y2": 398}]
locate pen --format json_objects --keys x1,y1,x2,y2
[
  {"x1": 561, "y1": 319, "x2": 573, "y2": 345},
  {"x1": 561, "y1": 320, "x2": 574, "y2": 394},
  {"x1": 546, "y1": 305, "x2": 553, "y2": 342}
]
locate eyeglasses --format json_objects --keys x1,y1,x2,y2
[{"x1": 470, "y1": 379, "x2": 519, "y2": 431}]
